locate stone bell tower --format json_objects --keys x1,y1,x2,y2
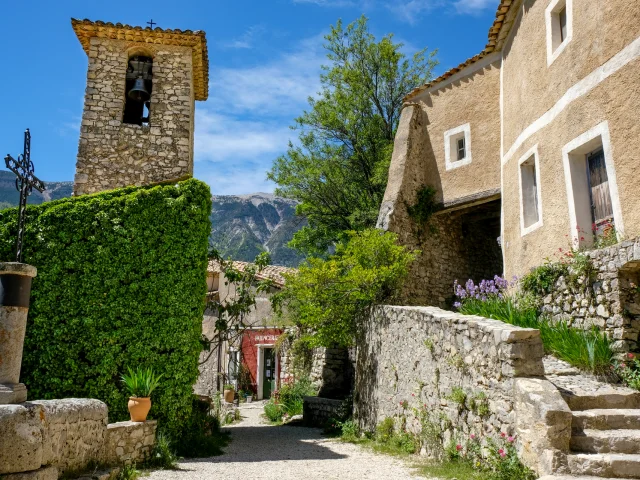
[{"x1": 71, "y1": 19, "x2": 209, "y2": 195}]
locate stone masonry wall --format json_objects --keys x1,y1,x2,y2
[
  {"x1": 540, "y1": 238, "x2": 640, "y2": 353},
  {"x1": 302, "y1": 396, "x2": 343, "y2": 428},
  {"x1": 354, "y1": 306, "x2": 544, "y2": 446},
  {"x1": 0, "y1": 399, "x2": 156, "y2": 478},
  {"x1": 309, "y1": 347, "x2": 354, "y2": 399},
  {"x1": 103, "y1": 420, "x2": 157, "y2": 466},
  {"x1": 74, "y1": 37, "x2": 194, "y2": 195},
  {"x1": 379, "y1": 206, "x2": 502, "y2": 308}
]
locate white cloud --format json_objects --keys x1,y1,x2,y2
[
  {"x1": 453, "y1": 0, "x2": 495, "y2": 14},
  {"x1": 194, "y1": 111, "x2": 292, "y2": 164},
  {"x1": 386, "y1": 0, "x2": 495, "y2": 23},
  {"x1": 220, "y1": 25, "x2": 266, "y2": 50},
  {"x1": 194, "y1": 33, "x2": 327, "y2": 194},
  {"x1": 208, "y1": 35, "x2": 325, "y2": 116}
]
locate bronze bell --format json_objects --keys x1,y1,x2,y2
[{"x1": 128, "y1": 78, "x2": 150, "y2": 102}]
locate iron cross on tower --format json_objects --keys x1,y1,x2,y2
[
  {"x1": 4, "y1": 129, "x2": 45, "y2": 263},
  {"x1": 147, "y1": 19, "x2": 156, "y2": 29}
]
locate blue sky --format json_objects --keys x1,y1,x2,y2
[{"x1": 0, "y1": 0, "x2": 497, "y2": 195}]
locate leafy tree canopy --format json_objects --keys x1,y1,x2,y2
[
  {"x1": 268, "y1": 16, "x2": 438, "y2": 256},
  {"x1": 272, "y1": 229, "x2": 418, "y2": 348}
]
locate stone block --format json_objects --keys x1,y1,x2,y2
[
  {"x1": 30, "y1": 398, "x2": 108, "y2": 474},
  {"x1": 0, "y1": 403, "x2": 44, "y2": 475}
]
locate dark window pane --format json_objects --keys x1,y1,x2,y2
[{"x1": 559, "y1": 7, "x2": 567, "y2": 43}]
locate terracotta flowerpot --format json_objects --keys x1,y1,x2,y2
[
  {"x1": 223, "y1": 389, "x2": 234, "y2": 403},
  {"x1": 128, "y1": 397, "x2": 151, "y2": 422}
]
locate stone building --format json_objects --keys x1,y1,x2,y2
[
  {"x1": 70, "y1": 19, "x2": 209, "y2": 195},
  {"x1": 379, "y1": 0, "x2": 640, "y2": 311},
  {"x1": 195, "y1": 260, "x2": 296, "y2": 400}
]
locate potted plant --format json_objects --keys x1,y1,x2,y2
[
  {"x1": 121, "y1": 366, "x2": 163, "y2": 422},
  {"x1": 223, "y1": 384, "x2": 235, "y2": 403}
]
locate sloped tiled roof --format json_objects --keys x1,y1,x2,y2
[
  {"x1": 71, "y1": 18, "x2": 209, "y2": 101},
  {"x1": 404, "y1": 0, "x2": 515, "y2": 100},
  {"x1": 208, "y1": 260, "x2": 296, "y2": 288}
]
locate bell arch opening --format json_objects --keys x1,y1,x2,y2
[{"x1": 123, "y1": 55, "x2": 153, "y2": 126}]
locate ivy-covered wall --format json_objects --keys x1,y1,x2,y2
[{"x1": 0, "y1": 178, "x2": 211, "y2": 436}]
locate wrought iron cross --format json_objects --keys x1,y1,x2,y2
[
  {"x1": 147, "y1": 19, "x2": 156, "y2": 29},
  {"x1": 4, "y1": 129, "x2": 45, "y2": 263}
]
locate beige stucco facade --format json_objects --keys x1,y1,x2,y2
[
  {"x1": 381, "y1": 0, "x2": 640, "y2": 293},
  {"x1": 500, "y1": 0, "x2": 640, "y2": 278}
]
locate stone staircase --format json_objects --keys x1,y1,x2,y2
[{"x1": 543, "y1": 361, "x2": 640, "y2": 480}]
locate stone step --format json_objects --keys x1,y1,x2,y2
[
  {"x1": 571, "y1": 429, "x2": 640, "y2": 454},
  {"x1": 573, "y1": 409, "x2": 640, "y2": 431},
  {"x1": 563, "y1": 390, "x2": 640, "y2": 411},
  {"x1": 568, "y1": 453, "x2": 640, "y2": 478}
]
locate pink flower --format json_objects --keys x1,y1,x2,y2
[
  {"x1": 628, "y1": 353, "x2": 635, "y2": 359},
  {"x1": 499, "y1": 448, "x2": 506, "y2": 457},
  {"x1": 470, "y1": 434, "x2": 476, "y2": 439},
  {"x1": 456, "y1": 444, "x2": 462, "y2": 451},
  {"x1": 500, "y1": 432, "x2": 506, "y2": 438},
  {"x1": 411, "y1": 393, "x2": 415, "y2": 396},
  {"x1": 508, "y1": 436, "x2": 514, "y2": 443}
]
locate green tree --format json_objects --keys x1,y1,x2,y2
[
  {"x1": 272, "y1": 229, "x2": 417, "y2": 347},
  {"x1": 268, "y1": 16, "x2": 438, "y2": 256}
]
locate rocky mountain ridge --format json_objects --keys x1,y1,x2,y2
[{"x1": 0, "y1": 171, "x2": 304, "y2": 267}]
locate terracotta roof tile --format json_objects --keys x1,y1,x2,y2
[
  {"x1": 207, "y1": 260, "x2": 296, "y2": 288},
  {"x1": 71, "y1": 18, "x2": 209, "y2": 101},
  {"x1": 404, "y1": 0, "x2": 514, "y2": 101}
]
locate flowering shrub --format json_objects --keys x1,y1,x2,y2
[
  {"x1": 614, "y1": 353, "x2": 640, "y2": 390},
  {"x1": 593, "y1": 219, "x2": 618, "y2": 249},
  {"x1": 449, "y1": 433, "x2": 536, "y2": 480},
  {"x1": 452, "y1": 276, "x2": 510, "y2": 307}
]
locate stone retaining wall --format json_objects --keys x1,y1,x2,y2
[
  {"x1": 309, "y1": 347, "x2": 354, "y2": 399},
  {"x1": 354, "y1": 306, "x2": 544, "y2": 445},
  {"x1": 0, "y1": 399, "x2": 157, "y2": 479},
  {"x1": 103, "y1": 420, "x2": 157, "y2": 466},
  {"x1": 540, "y1": 238, "x2": 640, "y2": 353},
  {"x1": 302, "y1": 396, "x2": 343, "y2": 428}
]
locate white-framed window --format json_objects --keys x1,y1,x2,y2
[
  {"x1": 562, "y1": 121, "x2": 623, "y2": 249},
  {"x1": 518, "y1": 145, "x2": 543, "y2": 236},
  {"x1": 444, "y1": 123, "x2": 472, "y2": 170},
  {"x1": 546, "y1": 0, "x2": 573, "y2": 66}
]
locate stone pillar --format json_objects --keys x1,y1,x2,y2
[{"x1": 0, "y1": 262, "x2": 37, "y2": 404}]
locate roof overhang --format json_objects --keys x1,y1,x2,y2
[
  {"x1": 71, "y1": 18, "x2": 209, "y2": 101},
  {"x1": 404, "y1": 0, "x2": 519, "y2": 101}
]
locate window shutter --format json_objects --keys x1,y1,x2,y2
[{"x1": 587, "y1": 149, "x2": 613, "y2": 224}]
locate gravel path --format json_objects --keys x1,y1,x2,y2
[{"x1": 147, "y1": 402, "x2": 424, "y2": 480}]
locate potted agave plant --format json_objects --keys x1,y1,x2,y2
[{"x1": 121, "y1": 366, "x2": 163, "y2": 422}]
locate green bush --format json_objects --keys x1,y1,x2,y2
[
  {"x1": 273, "y1": 229, "x2": 417, "y2": 347},
  {"x1": 376, "y1": 417, "x2": 395, "y2": 443},
  {"x1": 0, "y1": 179, "x2": 211, "y2": 438},
  {"x1": 520, "y1": 262, "x2": 568, "y2": 296},
  {"x1": 144, "y1": 432, "x2": 178, "y2": 469},
  {"x1": 277, "y1": 376, "x2": 317, "y2": 416},
  {"x1": 176, "y1": 397, "x2": 229, "y2": 457},
  {"x1": 263, "y1": 399, "x2": 285, "y2": 422}
]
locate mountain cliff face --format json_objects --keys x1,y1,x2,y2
[
  {"x1": 0, "y1": 171, "x2": 73, "y2": 209},
  {"x1": 0, "y1": 171, "x2": 305, "y2": 267},
  {"x1": 210, "y1": 193, "x2": 306, "y2": 267}
]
